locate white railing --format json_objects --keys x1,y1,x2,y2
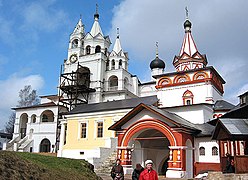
[{"x1": 108, "y1": 86, "x2": 118, "y2": 91}]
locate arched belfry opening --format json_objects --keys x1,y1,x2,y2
[
  {"x1": 59, "y1": 63, "x2": 95, "y2": 111},
  {"x1": 129, "y1": 128, "x2": 170, "y2": 175}
]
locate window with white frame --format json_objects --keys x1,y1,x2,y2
[
  {"x1": 182, "y1": 90, "x2": 194, "y2": 105},
  {"x1": 81, "y1": 123, "x2": 87, "y2": 138},
  {"x1": 97, "y1": 122, "x2": 103, "y2": 138}
]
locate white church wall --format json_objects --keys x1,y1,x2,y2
[
  {"x1": 158, "y1": 82, "x2": 210, "y2": 107},
  {"x1": 12, "y1": 106, "x2": 58, "y2": 152},
  {"x1": 212, "y1": 86, "x2": 223, "y2": 103},
  {"x1": 194, "y1": 137, "x2": 220, "y2": 163},
  {"x1": 167, "y1": 104, "x2": 213, "y2": 124},
  {"x1": 139, "y1": 83, "x2": 157, "y2": 97},
  {"x1": 32, "y1": 133, "x2": 56, "y2": 153},
  {"x1": 61, "y1": 148, "x2": 101, "y2": 163}
]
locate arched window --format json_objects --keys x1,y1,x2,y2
[
  {"x1": 178, "y1": 77, "x2": 186, "y2": 82},
  {"x1": 40, "y1": 138, "x2": 51, "y2": 153},
  {"x1": 20, "y1": 113, "x2": 28, "y2": 139},
  {"x1": 119, "y1": 60, "x2": 122, "y2": 69},
  {"x1": 105, "y1": 48, "x2": 108, "y2": 55},
  {"x1": 72, "y1": 39, "x2": 78, "y2": 48},
  {"x1": 174, "y1": 75, "x2": 190, "y2": 84},
  {"x1": 183, "y1": 90, "x2": 194, "y2": 105},
  {"x1": 109, "y1": 76, "x2": 118, "y2": 91},
  {"x1": 31, "y1": 114, "x2": 36, "y2": 123},
  {"x1": 76, "y1": 66, "x2": 90, "y2": 88},
  {"x1": 111, "y1": 60, "x2": 115, "y2": 70},
  {"x1": 95, "y1": 45, "x2": 101, "y2": 53},
  {"x1": 41, "y1": 110, "x2": 54, "y2": 122},
  {"x1": 199, "y1": 147, "x2": 205, "y2": 156},
  {"x1": 106, "y1": 60, "x2": 109, "y2": 71},
  {"x1": 212, "y1": 146, "x2": 218, "y2": 156},
  {"x1": 124, "y1": 78, "x2": 129, "y2": 89},
  {"x1": 193, "y1": 72, "x2": 208, "y2": 80},
  {"x1": 86, "y1": 45, "x2": 91, "y2": 55}
]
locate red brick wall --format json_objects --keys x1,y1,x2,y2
[{"x1": 194, "y1": 162, "x2": 221, "y2": 176}]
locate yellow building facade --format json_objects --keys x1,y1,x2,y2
[{"x1": 58, "y1": 96, "x2": 157, "y2": 167}]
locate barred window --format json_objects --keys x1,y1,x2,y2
[
  {"x1": 212, "y1": 146, "x2": 218, "y2": 156},
  {"x1": 199, "y1": 147, "x2": 205, "y2": 156},
  {"x1": 97, "y1": 122, "x2": 103, "y2": 138},
  {"x1": 81, "y1": 123, "x2": 87, "y2": 138}
]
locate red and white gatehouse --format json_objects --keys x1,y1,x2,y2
[{"x1": 109, "y1": 103, "x2": 198, "y2": 178}]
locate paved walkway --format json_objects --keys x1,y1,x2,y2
[{"x1": 96, "y1": 173, "x2": 185, "y2": 180}]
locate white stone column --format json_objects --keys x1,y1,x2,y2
[
  {"x1": 27, "y1": 116, "x2": 31, "y2": 123},
  {"x1": 37, "y1": 116, "x2": 41, "y2": 123},
  {"x1": 57, "y1": 122, "x2": 66, "y2": 157}
]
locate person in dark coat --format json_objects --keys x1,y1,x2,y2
[
  {"x1": 225, "y1": 155, "x2": 235, "y2": 173},
  {"x1": 111, "y1": 159, "x2": 124, "y2": 180},
  {"x1": 132, "y1": 163, "x2": 144, "y2": 180}
]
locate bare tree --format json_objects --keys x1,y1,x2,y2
[
  {"x1": 17, "y1": 85, "x2": 40, "y2": 107},
  {"x1": 5, "y1": 112, "x2": 15, "y2": 134},
  {"x1": 5, "y1": 85, "x2": 40, "y2": 133}
]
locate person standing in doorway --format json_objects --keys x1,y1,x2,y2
[
  {"x1": 132, "y1": 163, "x2": 144, "y2": 180},
  {"x1": 139, "y1": 160, "x2": 158, "y2": 180},
  {"x1": 111, "y1": 159, "x2": 124, "y2": 180}
]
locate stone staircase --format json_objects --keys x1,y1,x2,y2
[
  {"x1": 5, "y1": 134, "x2": 33, "y2": 152},
  {"x1": 95, "y1": 150, "x2": 117, "y2": 174},
  {"x1": 5, "y1": 135, "x2": 21, "y2": 151},
  {"x1": 18, "y1": 138, "x2": 33, "y2": 152}
]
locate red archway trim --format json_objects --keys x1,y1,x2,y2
[{"x1": 121, "y1": 119, "x2": 177, "y2": 147}]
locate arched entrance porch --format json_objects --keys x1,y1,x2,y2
[
  {"x1": 117, "y1": 119, "x2": 182, "y2": 175},
  {"x1": 128, "y1": 128, "x2": 170, "y2": 175}
]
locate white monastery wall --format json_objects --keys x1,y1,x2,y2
[{"x1": 194, "y1": 137, "x2": 220, "y2": 163}]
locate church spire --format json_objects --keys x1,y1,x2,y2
[
  {"x1": 90, "y1": 3, "x2": 103, "y2": 37},
  {"x1": 173, "y1": 8, "x2": 207, "y2": 72},
  {"x1": 72, "y1": 15, "x2": 85, "y2": 34},
  {"x1": 112, "y1": 28, "x2": 123, "y2": 54},
  {"x1": 109, "y1": 28, "x2": 128, "y2": 70},
  {"x1": 179, "y1": 7, "x2": 197, "y2": 57}
]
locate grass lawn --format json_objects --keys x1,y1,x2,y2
[{"x1": 0, "y1": 151, "x2": 101, "y2": 180}]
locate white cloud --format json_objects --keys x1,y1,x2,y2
[
  {"x1": 110, "y1": 0, "x2": 248, "y2": 104},
  {"x1": 20, "y1": 0, "x2": 67, "y2": 33},
  {"x1": 0, "y1": 74, "x2": 44, "y2": 129}
]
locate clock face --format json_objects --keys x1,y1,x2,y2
[{"x1": 70, "y1": 54, "x2": 78, "y2": 63}]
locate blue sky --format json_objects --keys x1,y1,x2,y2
[{"x1": 0, "y1": 0, "x2": 248, "y2": 129}]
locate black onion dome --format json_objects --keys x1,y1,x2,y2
[
  {"x1": 184, "y1": 19, "x2": 192, "y2": 29},
  {"x1": 150, "y1": 57, "x2": 165, "y2": 69},
  {"x1": 94, "y1": 13, "x2": 99, "y2": 20}
]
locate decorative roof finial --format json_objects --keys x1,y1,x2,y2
[
  {"x1": 94, "y1": 3, "x2": 100, "y2": 20},
  {"x1": 80, "y1": 14, "x2": 82, "y2": 20},
  {"x1": 185, "y1": 6, "x2": 189, "y2": 19},
  {"x1": 156, "y1": 41, "x2": 159, "y2": 57},
  {"x1": 184, "y1": 7, "x2": 192, "y2": 31},
  {"x1": 117, "y1": 27, "x2": 120, "y2": 38},
  {"x1": 96, "y1": 3, "x2": 98, "y2": 14}
]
